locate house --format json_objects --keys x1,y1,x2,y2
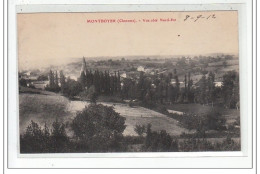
[
  {"x1": 170, "y1": 80, "x2": 184, "y2": 87},
  {"x1": 25, "y1": 71, "x2": 31, "y2": 76},
  {"x1": 144, "y1": 68, "x2": 153, "y2": 74},
  {"x1": 214, "y1": 81, "x2": 223, "y2": 87},
  {"x1": 120, "y1": 72, "x2": 127, "y2": 78},
  {"x1": 31, "y1": 81, "x2": 49, "y2": 90},
  {"x1": 70, "y1": 75, "x2": 78, "y2": 81},
  {"x1": 167, "y1": 109, "x2": 184, "y2": 115},
  {"x1": 137, "y1": 66, "x2": 145, "y2": 72}
]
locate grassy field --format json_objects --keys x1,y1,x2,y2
[
  {"x1": 19, "y1": 93, "x2": 72, "y2": 135},
  {"x1": 19, "y1": 93, "x2": 192, "y2": 137},
  {"x1": 67, "y1": 100, "x2": 192, "y2": 136},
  {"x1": 19, "y1": 91, "x2": 240, "y2": 152}
]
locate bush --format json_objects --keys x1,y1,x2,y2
[
  {"x1": 49, "y1": 119, "x2": 69, "y2": 152},
  {"x1": 62, "y1": 79, "x2": 82, "y2": 98},
  {"x1": 78, "y1": 85, "x2": 98, "y2": 103},
  {"x1": 178, "y1": 136, "x2": 240, "y2": 152},
  {"x1": 45, "y1": 85, "x2": 60, "y2": 93},
  {"x1": 20, "y1": 120, "x2": 69, "y2": 153},
  {"x1": 122, "y1": 136, "x2": 144, "y2": 144},
  {"x1": 169, "y1": 110, "x2": 226, "y2": 134},
  {"x1": 179, "y1": 138, "x2": 215, "y2": 152},
  {"x1": 144, "y1": 124, "x2": 178, "y2": 152},
  {"x1": 213, "y1": 136, "x2": 240, "y2": 151},
  {"x1": 205, "y1": 110, "x2": 226, "y2": 131},
  {"x1": 134, "y1": 124, "x2": 146, "y2": 136},
  {"x1": 20, "y1": 120, "x2": 49, "y2": 153},
  {"x1": 155, "y1": 105, "x2": 169, "y2": 115},
  {"x1": 19, "y1": 78, "x2": 27, "y2": 87},
  {"x1": 87, "y1": 85, "x2": 98, "y2": 103}
]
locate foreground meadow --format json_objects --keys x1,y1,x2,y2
[
  {"x1": 19, "y1": 93, "x2": 192, "y2": 137},
  {"x1": 19, "y1": 83, "x2": 240, "y2": 153}
]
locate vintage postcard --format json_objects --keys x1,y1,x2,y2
[{"x1": 17, "y1": 11, "x2": 240, "y2": 153}]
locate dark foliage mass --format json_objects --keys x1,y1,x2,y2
[
  {"x1": 71, "y1": 104, "x2": 126, "y2": 152},
  {"x1": 144, "y1": 124, "x2": 179, "y2": 152},
  {"x1": 169, "y1": 109, "x2": 226, "y2": 131},
  {"x1": 134, "y1": 124, "x2": 146, "y2": 137},
  {"x1": 178, "y1": 136, "x2": 240, "y2": 152},
  {"x1": 21, "y1": 104, "x2": 127, "y2": 153},
  {"x1": 42, "y1": 64, "x2": 239, "y2": 110},
  {"x1": 20, "y1": 119, "x2": 69, "y2": 153}
]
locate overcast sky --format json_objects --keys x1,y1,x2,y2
[{"x1": 17, "y1": 11, "x2": 238, "y2": 70}]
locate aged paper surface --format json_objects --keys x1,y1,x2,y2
[{"x1": 17, "y1": 11, "x2": 240, "y2": 153}]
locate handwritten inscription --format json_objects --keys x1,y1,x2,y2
[
  {"x1": 184, "y1": 14, "x2": 216, "y2": 22},
  {"x1": 86, "y1": 14, "x2": 216, "y2": 24}
]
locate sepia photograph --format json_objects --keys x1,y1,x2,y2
[{"x1": 17, "y1": 11, "x2": 240, "y2": 153}]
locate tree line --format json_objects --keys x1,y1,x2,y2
[
  {"x1": 79, "y1": 70, "x2": 121, "y2": 95},
  {"x1": 121, "y1": 69, "x2": 239, "y2": 109},
  {"x1": 45, "y1": 68, "x2": 239, "y2": 109}
]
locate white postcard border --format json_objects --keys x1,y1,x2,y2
[{"x1": 6, "y1": 1, "x2": 253, "y2": 169}]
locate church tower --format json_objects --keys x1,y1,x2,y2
[
  {"x1": 80, "y1": 57, "x2": 87, "y2": 75},
  {"x1": 79, "y1": 57, "x2": 87, "y2": 88}
]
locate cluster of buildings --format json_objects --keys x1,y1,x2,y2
[
  {"x1": 19, "y1": 57, "x2": 224, "y2": 91},
  {"x1": 19, "y1": 71, "x2": 49, "y2": 90}
]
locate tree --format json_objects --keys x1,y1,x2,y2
[
  {"x1": 20, "y1": 120, "x2": 69, "y2": 153},
  {"x1": 137, "y1": 71, "x2": 145, "y2": 101},
  {"x1": 222, "y1": 71, "x2": 239, "y2": 108},
  {"x1": 199, "y1": 74, "x2": 207, "y2": 105},
  {"x1": 19, "y1": 78, "x2": 27, "y2": 87},
  {"x1": 223, "y1": 61, "x2": 227, "y2": 67},
  {"x1": 93, "y1": 70, "x2": 100, "y2": 94},
  {"x1": 207, "y1": 72, "x2": 215, "y2": 107},
  {"x1": 104, "y1": 71, "x2": 111, "y2": 94},
  {"x1": 46, "y1": 70, "x2": 60, "y2": 92},
  {"x1": 86, "y1": 70, "x2": 93, "y2": 88},
  {"x1": 71, "y1": 104, "x2": 126, "y2": 151},
  {"x1": 168, "y1": 85, "x2": 176, "y2": 103},
  {"x1": 87, "y1": 85, "x2": 98, "y2": 103},
  {"x1": 157, "y1": 81, "x2": 164, "y2": 104},
  {"x1": 184, "y1": 74, "x2": 187, "y2": 102},
  {"x1": 195, "y1": 109, "x2": 226, "y2": 138},
  {"x1": 50, "y1": 118, "x2": 68, "y2": 152},
  {"x1": 177, "y1": 57, "x2": 187, "y2": 67},
  {"x1": 187, "y1": 72, "x2": 194, "y2": 102},
  {"x1": 205, "y1": 110, "x2": 226, "y2": 131},
  {"x1": 59, "y1": 71, "x2": 66, "y2": 93},
  {"x1": 79, "y1": 71, "x2": 86, "y2": 88},
  {"x1": 62, "y1": 78, "x2": 82, "y2": 98},
  {"x1": 20, "y1": 120, "x2": 49, "y2": 153},
  {"x1": 174, "y1": 69, "x2": 180, "y2": 102},
  {"x1": 110, "y1": 73, "x2": 115, "y2": 95},
  {"x1": 54, "y1": 71, "x2": 59, "y2": 88},
  {"x1": 114, "y1": 71, "x2": 118, "y2": 93},
  {"x1": 165, "y1": 73, "x2": 172, "y2": 102},
  {"x1": 117, "y1": 71, "x2": 121, "y2": 92},
  {"x1": 134, "y1": 124, "x2": 146, "y2": 137},
  {"x1": 37, "y1": 74, "x2": 48, "y2": 81},
  {"x1": 121, "y1": 78, "x2": 137, "y2": 100},
  {"x1": 144, "y1": 124, "x2": 178, "y2": 152},
  {"x1": 49, "y1": 70, "x2": 55, "y2": 88}
]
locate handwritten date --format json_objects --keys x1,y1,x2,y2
[{"x1": 184, "y1": 14, "x2": 216, "y2": 22}]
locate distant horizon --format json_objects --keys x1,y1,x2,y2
[{"x1": 19, "y1": 52, "x2": 238, "y2": 71}]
